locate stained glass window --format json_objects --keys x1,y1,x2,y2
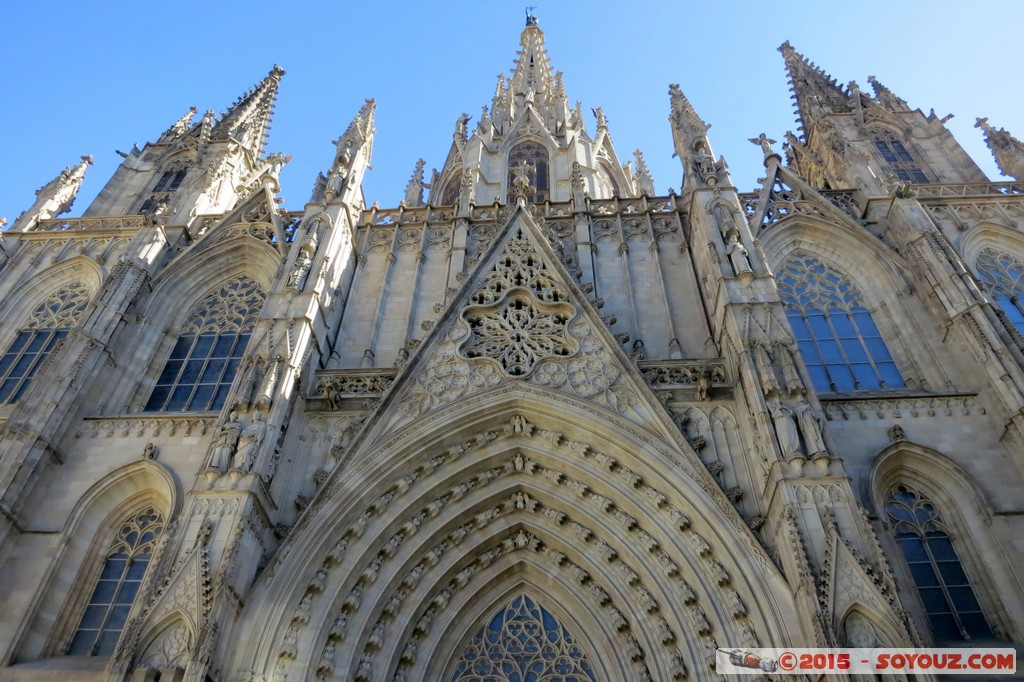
[
  {"x1": 144, "y1": 277, "x2": 264, "y2": 412},
  {"x1": 975, "y1": 248, "x2": 1024, "y2": 337},
  {"x1": 67, "y1": 507, "x2": 164, "y2": 656},
  {"x1": 0, "y1": 282, "x2": 90, "y2": 404},
  {"x1": 507, "y1": 142, "x2": 550, "y2": 204},
  {"x1": 138, "y1": 166, "x2": 189, "y2": 214},
  {"x1": 777, "y1": 253, "x2": 903, "y2": 392},
  {"x1": 871, "y1": 130, "x2": 929, "y2": 184},
  {"x1": 885, "y1": 485, "x2": 992, "y2": 642},
  {"x1": 451, "y1": 593, "x2": 597, "y2": 682}
]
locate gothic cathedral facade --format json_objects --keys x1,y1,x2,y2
[{"x1": 0, "y1": 16, "x2": 1022, "y2": 682}]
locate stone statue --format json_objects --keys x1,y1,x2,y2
[
  {"x1": 693, "y1": 153, "x2": 716, "y2": 182},
  {"x1": 592, "y1": 106, "x2": 607, "y2": 129},
  {"x1": 288, "y1": 252, "x2": 313, "y2": 290},
  {"x1": 725, "y1": 233, "x2": 752, "y2": 275},
  {"x1": 769, "y1": 400, "x2": 801, "y2": 457},
  {"x1": 748, "y1": 133, "x2": 778, "y2": 158},
  {"x1": 696, "y1": 371, "x2": 711, "y2": 402},
  {"x1": 142, "y1": 442, "x2": 157, "y2": 460},
  {"x1": 211, "y1": 411, "x2": 242, "y2": 471},
  {"x1": 232, "y1": 411, "x2": 267, "y2": 471},
  {"x1": 797, "y1": 402, "x2": 827, "y2": 455},
  {"x1": 775, "y1": 342, "x2": 806, "y2": 396}
]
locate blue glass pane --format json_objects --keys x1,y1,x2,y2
[
  {"x1": 144, "y1": 385, "x2": 170, "y2": 410},
  {"x1": 156, "y1": 360, "x2": 183, "y2": 384},
  {"x1": 788, "y1": 315, "x2": 810, "y2": 340},
  {"x1": 864, "y1": 337, "x2": 896, "y2": 362},
  {"x1": 179, "y1": 360, "x2": 204, "y2": 383},
  {"x1": 25, "y1": 333, "x2": 49, "y2": 353},
  {"x1": 212, "y1": 384, "x2": 232, "y2": 410},
  {"x1": 877, "y1": 363, "x2": 904, "y2": 387},
  {"x1": 926, "y1": 536, "x2": 958, "y2": 561},
  {"x1": 7, "y1": 331, "x2": 32, "y2": 353},
  {"x1": 91, "y1": 580, "x2": 118, "y2": 604},
  {"x1": 841, "y1": 338, "x2": 868, "y2": 362},
  {"x1": 169, "y1": 335, "x2": 194, "y2": 359},
  {"x1": 105, "y1": 605, "x2": 130, "y2": 630},
  {"x1": 167, "y1": 386, "x2": 192, "y2": 411},
  {"x1": 947, "y1": 586, "x2": 981, "y2": 613},
  {"x1": 816, "y1": 339, "x2": 842, "y2": 363},
  {"x1": 212, "y1": 335, "x2": 234, "y2": 357},
  {"x1": 67, "y1": 631, "x2": 96, "y2": 655},
  {"x1": 9, "y1": 354, "x2": 35, "y2": 378},
  {"x1": 191, "y1": 384, "x2": 215, "y2": 410},
  {"x1": 200, "y1": 359, "x2": 225, "y2": 383},
  {"x1": 851, "y1": 363, "x2": 878, "y2": 388},
  {"x1": 831, "y1": 314, "x2": 856, "y2": 338},
  {"x1": 0, "y1": 381, "x2": 16, "y2": 404},
  {"x1": 125, "y1": 558, "x2": 150, "y2": 580},
  {"x1": 193, "y1": 334, "x2": 215, "y2": 356},
  {"x1": 918, "y1": 587, "x2": 951, "y2": 614},
  {"x1": 231, "y1": 333, "x2": 251, "y2": 357},
  {"x1": 829, "y1": 365, "x2": 856, "y2": 391},
  {"x1": 807, "y1": 315, "x2": 832, "y2": 339},
  {"x1": 100, "y1": 557, "x2": 127, "y2": 580},
  {"x1": 930, "y1": 613, "x2": 961, "y2": 641},
  {"x1": 0, "y1": 354, "x2": 15, "y2": 377},
  {"x1": 899, "y1": 536, "x2": 927, "y2": 562},
  {"x1": 79, "y1": 604, "x2": 108, "y2": 629},
  {"x1": 959, "y1": 613, "x2": 992, "y2": 638},
  {"x1": 909, "y1": 561, "x2": 940, "y2": 588},
  {"x1": 95, "y1": 630, "x2": 122, "y2": 657},
  {"x1": 806, "y1": 365, "x2": 830, "y2": 392}
]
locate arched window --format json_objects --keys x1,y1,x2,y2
[
  {"x1": 440, "y1": 170, "x2": 462, "y2": 206},
  {"x1": 594, "y1": 161, "x2": 619, "y2": 199},
  {"x1": 67, "y1": 506, "x2": 165, "y2": 656},
  {"x1": 0, "y1": 282, "x2": 90, "y2": 404},
  {"x1": 507, "y1": 141, "x2": 550, "y2": 204},
  {"x1": 975, "y1": 247, "x2": 1024, "y2": 336},
  {"x1": 871, "y1": 129, "x2": 928, "y2": 184},
  {"x1": 144, "y1": 277, "x2": 265, "y2": 412},
  {"x1": 885, "y1": 485, "x2": 992, "y2": 641},
  {"x1": 138, "y1": 164, "x2": 189, "y2": 214},
  {"x1": 451, "y1": 593, "x2": 597, "y2": 681},
  {"x1": 777, "y1": 253, "x2": 903, "y2": 392}
]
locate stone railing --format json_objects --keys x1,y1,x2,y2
[
  {"x1": 315, "y1": 368, "x2": 398, "y2": 410},
  {"x1": 820, "y1": 393, "x2": 978, "y2": 420},
  {"x1": 914, "y1": 182, "x2": 1024, "y2": 199},
  {"x1": 637, "y1": 360, "x2": 727, "y2": 388},
  {"x1": 78, "y1": 414, "x2": 217, "y2": 438},
  {"x1": 33, "y1": 215, "x2": 150, "y2": 232}
]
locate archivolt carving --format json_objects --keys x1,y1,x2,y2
[{"x1": 269, "y1": 415, "x2": 766, "y2": 681}]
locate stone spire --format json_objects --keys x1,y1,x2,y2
[
  {"x1": 11, "y1": 155, "x2": 93, "y2": 231},
  {"x1": 976, "y1": 117, "x2": 1024, "y2": 181},
  {"x1": 633, "y1": 149, "x2": 655, "y2": 196},
  {"x1": 157, "y1": 106, "x2": 198, "y2": 144},
  {"x1": 867, "y1": 75, "x2": 910, "y2": 112},
  {"x1": 404, "y1": 158, "x2": 427, "y2": 207},
  {"x1": 778, "y1": 41, "x2": 853, "y2": 135},
  {"x1": 500, "y1": 13, "x2": 568, "y2": 134},
  {"x1": 323, "y1": 98, "x2": 376, "y2": 203},
  {"x1": 210, "y1": 65, "x2": 285, "y2": 157},
  {"x1": 668, "y1": 84, "x2": 723, "y2": 192}
]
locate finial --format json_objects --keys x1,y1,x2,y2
[
  {"x1": 525, "y1": 6, "x2": 538, "y2": 26},
  {"x1": 748, "y1": 133, "x2": 780, "y2": 165}
]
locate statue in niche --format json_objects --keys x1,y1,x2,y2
[
  {"x1": 288, "y1": 251, "x2": 313, "y2": 290},
  {"x1": 725, "y1": 233, "x2": 752, "y2": 275},
  {"x1": 775, "y1": 342, "x2": 806, "y2": 396},
  {"x1": 211, "y1": 411, "x2": 242, "y2": 471},
  {"x1": 693, "y1": 152, "x2": 716, "y2": 182},
  {"x1": 769, "y1": 399, "x2": 802, "y2": 457},
  {"x1": 233, "y1": 411, "x2": 267, "y2": 471},
  {"x1": 797, "y1": 401, "x2": 827, "y2": 455}
]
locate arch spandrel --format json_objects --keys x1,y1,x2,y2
[{"x1": 231, "y1": 400, "x2": 797, "y2": 681}]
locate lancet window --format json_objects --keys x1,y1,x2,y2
[
  {"x1": 67, "y1": 507, "x2": 165, "y2": 656},
  {"x1": 507, "y1": 141, "x2": 550, "y2": 204},
  {"x1": 974, "y1": 247, "x2": 1024, "y2": 337},
  {"x1": 138, "y1": 165, "x2": 189, "y2": 214},
  {"x1": 777, "y1": 253, "x2": 903, "y2": 392},
  {"x1": 0, "y1": 282, "x2": 90, "y2": 404},
  {"x1": 144, "y1": 277, "x2": 265, "y2": 412},
  {"x1": 871, "y1": 129, "x2": 929, "y2": 184},
  {"x1": 450, "y1": 594, "x2": 597, "y2": 681},
  {"x1": 885, "y1": 485, "x2": 992, "y2": 641}
]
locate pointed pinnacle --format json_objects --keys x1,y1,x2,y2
[
  {"x1": 777, "y1": 41, "x2": 852, "y2": 133},
  {"x1": 866, "y1": 74, "x2": 909, "y2": 111}
]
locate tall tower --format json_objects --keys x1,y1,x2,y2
[
  {"x1": 778, "y1": 42, "x2": 987, "y2": 193},
  {"x1": 84, "y1": 66, "x2": 287, "y2": 225}
]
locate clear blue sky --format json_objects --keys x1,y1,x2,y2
[{"x1": 2, "y1": 1, "x2": 1020, "y2": 222}]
